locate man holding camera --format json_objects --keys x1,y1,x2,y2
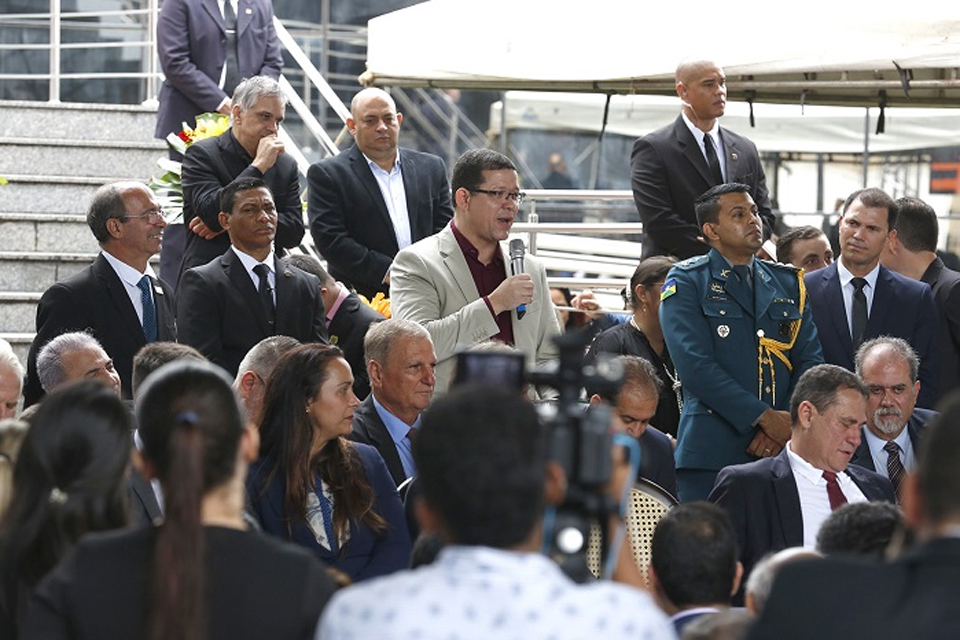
[{"x1": 318, "y1": 385, "x2": 673, "y2": 638}]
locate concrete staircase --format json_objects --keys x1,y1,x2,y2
[{"x1": 0, "y1": 100, "x2": 164, "y2": 364}]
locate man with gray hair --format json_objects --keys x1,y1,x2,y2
[
  {"x1": 349, "y1": 319, "x2": 437, "y2": 486},
  {"x1": 849, "y1": 336, "x2": 937, "y2": 498},
  {"x1": 36, "y1": 331, "x2": 121, "y2": 397},
  {"x1": 25, "y1": 181, "x2": 176, "y2": 405},
  {"x1": 233, "y1": 335, "x2": 301, "y2": 427},
  {"x1": 179, "y1": 75, "x2": 304, "y2": 281},
  {"x1": 744, "y1": 547, "x2": 820, "y2": 615},
  {"x1": 0, "y1": 339, "x2": 24, "y2": 420}
]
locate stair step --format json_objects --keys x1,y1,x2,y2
[
  {"x1": 0, "y1": 137, "x2": 166, "y2": 180},
  {"x1": 0, "y1": 252, "x2": 95, "y2": 292},
  {"x1": 0, "y1": 178, "x2": 110, "y2": 215},
  {"x1": 0, "y1": 214, "x2": 98, "y2": 253},
  {"x1": 0, "y1": 333, "x2": 35, "y2": 368},
  {"x1": 0, "y1": 100, "x2": 159, "y2": 142},
  {"x1": 0, "y1": 297, "x2": 38, "y2": 334}
]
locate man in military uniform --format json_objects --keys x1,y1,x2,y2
[{"x1": 660, "y1": 183, "x2": 823, "y2": 502}]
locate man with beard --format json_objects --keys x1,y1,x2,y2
[{"x1": 849, "y1": 336, "x2": 937, "y2": 500}]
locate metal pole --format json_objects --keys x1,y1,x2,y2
[
  {"x1": 499, "y1": 91, "x2": 507, "y2": 155},
  {"x1": 816, "y1": 154, "x2": 824, "y2": 212},
  {"x1": 146, "y1": 0, "x2": 159, "y2": 102},
  {"x1": 862, "y1": 107, "x2": 870, "y2": 187},
  {"x1": 49, "y1": 0, "x2": 61, "y2": 102}
]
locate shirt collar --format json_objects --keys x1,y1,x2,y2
[
  {"x1": 837, "y1": 258, "x2": 880, "y2": 290},
  {"x1": 231, "y1": 246, "x2": 275, "y2": 273},
  {"x1": 101, "y1": 249, "x2": 154, "y2": 286},
  {"x1": 787, "y1": 441, "x2": 852, "y2": 486},
  {"x1": 863, "y1": 422, "x2": 912, "y2": 460},
  {"x1": 326, "y1": 282, "x2": 352, "y2": 323},
  {"x1": 362, "y1": 148, "x2": 401, "y2": 175},
  {"x1": 450, "y1": 220, "x2": 504, "y2": 265},
  {"x1": 372, "y1": 394, "x2": 421, "y2": 434},
  {"x1": 681, "y1": 111, "x2": 720, "y2": 144}
]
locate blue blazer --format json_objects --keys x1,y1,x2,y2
[
  {"x1": 660, "y1": 250, "x2": 824, "y2": 472},
  {"x1": 849, "y1": 407, "x2": 937, "y2": 473},
  {"x1": 805, "y1": 262, "x2": 939, "y2": 408},
  {"x1": 709, "y1": 449, "x2": 895, "y2": 590},
  {"x1": 246, "y1": 442, "x2": 411, "y2": 582}
]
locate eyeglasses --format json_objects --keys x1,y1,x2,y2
[
  {"x1": 121, "y1": 208, "x2": 167, "y2": 224},
  {"x1": 468, "y1": 188, "x2": 526, "y2": 205}
]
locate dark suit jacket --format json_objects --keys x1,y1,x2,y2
[
  {"x1": 805, "y1": 262, "x2": 939, "y2": 408},
  {"x1": 639, "y1": 426, "x2": 677, "y2": 500},
  {"x1": 126, "y1": 468, "x2": 162, "y2": 527},
  {"x1": 245, "y1": 444, "x2": 412, "y2": 582},
  {"x1": 176, "y1": 250, "x2": 326, "y2": 376},
  {"x1": 630, "y1": 114, "x2": 775, "y2": 259},
  {"x1": 307, "y1": 145, "x2": 454, "y2": 298},
  {"x1": 748, "y1": 537, "x2": 960, "y2": 640},
  {"x1": 348, "y1": 395, "x2": 407, "y2": 487},
  {"x1": 709, "y1": 450, "x2": 895, "y2": 588},
  {"x1": 25, "y1": 254, "x2": 176, "y2": 406},
  {"x1": 922, "y1": 257, "x2": 960, "y2": 399},
  {"x1": 849, "y1": 407, "x2": 937, "y2": 473},
  {"x1": 179, "y1": 130, "x2": 304, "y2": 279},
  {"x1": 155, "y1": 0, "x2": 282, "y2": 140},
  {"x1": 328, "y1": 292, "x2": 385, "y2": 400}
]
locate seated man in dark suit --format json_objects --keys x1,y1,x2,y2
[
  {"x1": 749, "y1": 393, "x2": 960, "y2": 640},
  {"x1": 307, "y1": 87, "x2": 454, "y2": 298},
  {"x1": 350, "y1": 320, "x2": 437, "y2": 487},
  {"x1": 882, "y1": 196, "x2": 960, "y2": 400},
  {"x1": 709, "y1": 364, "x2": 895, "y2": 595},
  {"x1": 589, "y1": 355, "x2": 677, "y2": 498},
  {"x1": 281, "y1": 253, "x2": 385, "y2": 400},
  {"x1": 179, "y1": 76, "x2": 304, "y2": 282},
  {"x1": 233, "y1": 335, "x2": 301, "y2": 428},
  {"x1": 849, "y1": 336, "x2": 936, "y2": 500},
  {"x1": 649, "y1": 502, "x2": 742, "y2": 636},
  {"x1": 25, "y1": 181, "x2": 176, "y2": 406},
  {"x1": 177, "y1": 177, "x2": 326, "y2": 377},
  {"x1": 804, "y1": 187, "x2": 938, "y2": 408}
]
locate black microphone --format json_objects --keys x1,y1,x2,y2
[{"x1": 509, "y1": 238, "x2": 526, "y2": 320}]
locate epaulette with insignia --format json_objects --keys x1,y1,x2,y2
[
  {"x1": 764, "y1": 260, "x2": 802, "y2": 273},
  {"x1": 674, "y1": 255, "x2": 709, "y2": 270}
]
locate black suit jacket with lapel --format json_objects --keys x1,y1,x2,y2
[
  {"x1": 630, "y1": 114, "x2": 774, "y2": 259},
  {"x1": 179, "y1": 130, "x2": 304, "y2": 279},
  {"x1": 805, "y1": 261, "x2": 939, "y2": 408},
  {"x1": 709, "y1": 449, "x2": 895, "y2": 587},
  {"x1": 327, "y1": 291, "x2": 385, "y2": 400},
  {"x1": 922, "y1": 257, "x2": 960, "y2": 399},
  {"x1": 176, "y1": 249, "x2": 326, "y2": 376},
  {"x1": 849, "y1": 407, "x2": 937, "y2": 473},
  {"x1": 307, "y1": 144, "x2": 454, "y2": 298},
  {"x1": 25, "y1": 254, "x2": 176, "y2": 406},
  {"x1": 348, "y1": 395, "x2": 406, "y2": 487}
]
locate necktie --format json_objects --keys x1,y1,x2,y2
[
  {"x1": 137, "y1": 275, "x2": 158, "y2": 342},
  {"x1": 253, "y1": 263, "x2": 275, "y2": 327},
  {"x1": 406, "y1": 428, "x2": 417, "y2": 443},
  {"x1": 222, "y1": 0, "x2": 241, "y2": 94},
  {"x1": 822, "y1": 471, "x2": 848, "y2": 511},
  {"x1": 851, "y1": 277, "x2": 868, "y2": 348},
  {"x1": 733, "y1": 264, "x2": 753, "y2": 293},
  {"x1": 884, "y1": 441, "x2": 905, "y2": 498},
  {"x1": 703, "y1": 133, "x2": 724, "y2": 184}
]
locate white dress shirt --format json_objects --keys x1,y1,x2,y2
[
  {"x1": 231, "y1": 246, "x2": 276, "y2": 305},
  {"x1": 836, "y1": 259, "x2": 880, "y2": 337},
  {"x1": 101, "y1": 250, "x2": 157, "y2": 327},
  {"x1": 364, "y1": 150, "x2": 412, "y2": 250},
  {"x1": 682, "y1": 111, "x2": 726, "y2": 181}
]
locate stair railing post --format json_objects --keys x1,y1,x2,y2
[{"x1": 49, "y1": 0, "x2": 61, "y2": 102}]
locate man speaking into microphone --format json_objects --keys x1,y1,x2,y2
[{"x1": 392, "y1": 149, "x2": 560, "y2": 394}]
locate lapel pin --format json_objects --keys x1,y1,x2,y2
[
  {"x1": 245, "y1": 7, "x2": 252, "y2": 14},
  {"x1": 284, "y1": 269, "x2": 292, "y2": 278},
  {"x1": 731, "y1": 152, "x2": 739, "y2": 161},
  {"x1": 717, "y1": 325, "x2": 730, "y2": 338}
]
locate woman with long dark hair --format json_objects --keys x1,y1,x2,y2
[
  {"x1": 23, "y1": 362, "x2": 337, "y2": 639},
  {"x1": 584, "y1": 256, "x2": 682, "y2": 437},
  {"x1": 248, "y1": 343, "x2": 411, "y2": 581},
  {"x1": 0, "y1": 382, "x2": 130, "y2": 639}
]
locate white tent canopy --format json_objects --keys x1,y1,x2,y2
[
  {"x1": 364, "y1": 0, "x2": 960, "y2": 107},
  {"x1": 490, "y1": 93, "x2": 960, "y2": 154}
]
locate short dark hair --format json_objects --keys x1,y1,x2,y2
[
  {"x1": 650, "y1": 502, "x2": 738, "y2": 608},
  {"x1": 451, "y1": 149, "x2": 516, "y2": 195},
  {"x1": 789, "y1": 364, "x2": 868, "y2": 425},
  {"x1": 776, "y1": 225, "x2": 826, "y2": 264},
  {"x1": 220, "y1": 176, "x2": 270, "y2": 215},
  {"x1": 894, "y1": 197, "x2": 938, "y2": 253},
  {"x1": 842, "y1": 187, "x2": 898, "y2": 231},
  {"x1": 414, "y1": 384, "x2": 545, "y2": 547},
  {"x1": 854, "y1": 336, "x2": 919, "y2": 384},
  {"x1": 87, "y1": 181, "x2": 142, "y2": 243},
  {"x1": 816, "y1": 501, "x2": 907, "y2": 558},
  {"x1": 132, "y1": 342, "x2": 206, "y2": 398},
  {"x1": 695, "y1": 182, "x2": 751, "y2": 228},
  {"x1": 626, "y1": 256, "x2": 676, "y2": 309},
  {"x1": 281, "y1": 254, "x2": 334, "y2": 286},
  {"x1": 917, "y1": 391, "x2": 960, "y2": 524}
]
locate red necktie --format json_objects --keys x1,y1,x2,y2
[{"x1": 822, "y1": 471, "x2": 848, "y2": 511}]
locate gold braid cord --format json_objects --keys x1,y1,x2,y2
[{"x1": 757, "y1": 272, "x2": 807, "y2": 404}]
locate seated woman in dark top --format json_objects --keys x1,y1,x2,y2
[
  {"x1": 24, "y1": 362, "x2": 337, "y2": 640},
  {"x1": 0, "y1": 382, "x2": 130, "y2": 640},
  {"x1": 584, "y1": 256, "x2": 681, "y2": 437},
  {"x1": 247, "y1": 344, "x2": 411, "y2": 581}
]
